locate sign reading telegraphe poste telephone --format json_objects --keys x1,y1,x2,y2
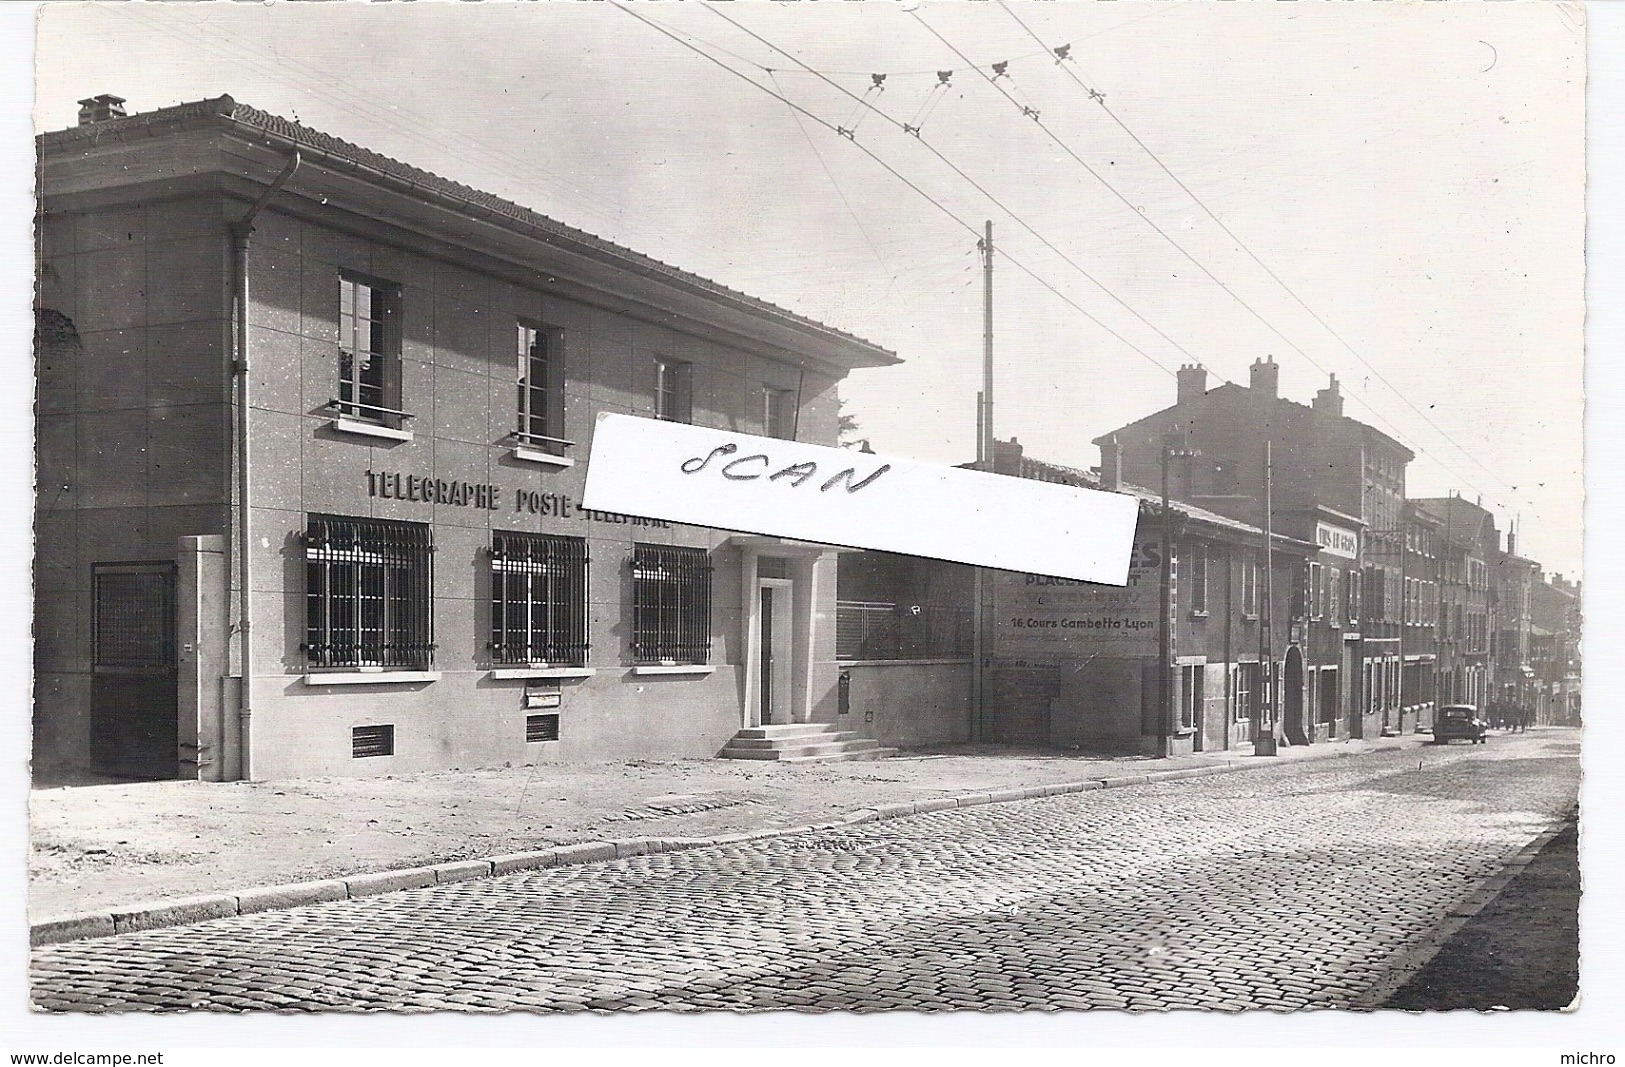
[{"x1": 581, "y1": 413, "x2": 1139, "y2": 586}]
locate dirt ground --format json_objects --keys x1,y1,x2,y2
[{"x1": 28, "y1": 738, "x2": 1411, "y2": 922}]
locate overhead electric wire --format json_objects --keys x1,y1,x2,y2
[
  {"x1": 617, "y1": 1, "x2": 1179, "y2": 380},
  {"x1": 995, "y1": 0, "x2": 1517, "y2": 497},
  {"x1": 908, "y1": 9, "x2": 1467, "y2": 487},
  {"x1": 702, "y1": 3, "x2": 1204, "y2": 375}
]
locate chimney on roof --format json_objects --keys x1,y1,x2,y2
[
  {"x1": 1250, "y1": 356, "x2": 1279, "y2": 399},
  {"x1": 1101, "y1": 436, "x2": 1123, "y2": 491},
  {"x1": 77, "y1": 94, "x2": 128, "y2": 125},
  {"x1": 991, "y1": 436, "x2": 1024, "y2": 475},
  {"x1": 1313, "y1": 373, "x2": 1343, "y2": 417},
  {"x1": 1176, "y1": 363, "x2": 1207, "y2": 407}
]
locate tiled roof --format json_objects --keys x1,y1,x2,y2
[{"x1": 39, "y1": 95, "x2": 899, "y2": 364}]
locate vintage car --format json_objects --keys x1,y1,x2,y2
[{"x1": 1433, "y1": 704, "x2": 1489, "y2": 744}]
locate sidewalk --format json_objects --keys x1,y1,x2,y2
[{"x1": 30, "y1": 732, "x2": 1429, "y2": 926}]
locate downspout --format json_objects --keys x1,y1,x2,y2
[{"x1": 231, "y1": 149, "x2": 301, "y2": 781}]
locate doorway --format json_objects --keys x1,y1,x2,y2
[
  {"x1": 756, "y1": 578, "x2": 794, "y2": 726},
  {"x1": 89, "y1": 562, "x2": 178, "y2": 780}
]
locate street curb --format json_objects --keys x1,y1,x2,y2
[
  {"x1": 29, "y1": 738, "x2": 1415, "y2": 947},
  {"x1": 1347, "y1": 811, "x2": 1575, "y2": 1011}
]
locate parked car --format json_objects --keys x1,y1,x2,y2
[{"x1": 1433, "y1": 704, "x2": 1489, "y2": 744}]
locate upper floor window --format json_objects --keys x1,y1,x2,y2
[
  {"x1": 517, "y1": 321, "x2": 566, "y2": 451},
  {"x1": 763, "y1": 386, "x2": 796, "y2": 440},
  {"x1": 338, "y1": 273, "x2": 403, "y2": 426},
  {"x1": 1309, "y1": 563, "x2": 1324, "y2": 620},
  {"x1": 1189, "y1": 548, "x2": 1208, "y2": 615},
  {"x1": 1242, "y1": 557, "x2": 1260, "y2": 618},
  {"x1": 1328, "y1": 568, "x2": 1341, "y2": 627},
  {"x1": 655, "y1": 359, "x2": 693, "y2": 423},
  {"x1": 490, "y1": 532, "x2": 589, "y2": 666}
]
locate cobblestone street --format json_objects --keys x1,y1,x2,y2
[{"x1": 31, "y1": 730, "x2": 1579, "y2": 1013}]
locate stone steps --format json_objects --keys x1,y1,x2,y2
[{"x1": 719, "y1": 723, "x2": 893, "y2": 764}]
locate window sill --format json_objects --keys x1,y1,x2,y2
[
  {"x1": 510, "y1": 446, "x2": 575, "y2": 468},
  {"x1": 631, "y1": 664, "x2": 717, "y2": 676},
  {"x1": 330, "y1": 417, "x2": 414, "y2": 443},
  {"x1": 304, "y1": 670, "x2": 440, "y2": 686},
  {"x1": 490, "y1": 666, "x2": 595, "y2": 680},
  {"x1": 1189, "y1": 611, "x2": 1209, "y2": 620}
]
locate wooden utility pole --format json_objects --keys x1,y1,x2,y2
[
  {"x1": 971, "y1": 223, "x2": 994, "y2": 742},
  {"x1": 1255, "y1": 440, "x2": 1278, "y2": 755}
]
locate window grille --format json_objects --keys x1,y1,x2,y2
[
  {"x1": 338, "y1": 274, "x2": 401, "y2": 426},
  {"x1": 526, "y1": 713, "x2": 560, "y2": 743},
  {"x1": 303, "y1": 515, "x2": 433, "y2": 669},
  {"x1": 836, "y1": 600, "x2": 971, "y2": 660},
  {"x1": 631, "y1": 544, "x2": 711, "y2": 664},
  {"x1": 92, "y1": 564, "x2": 176, "y2": 670},
  {"x1": 352, "y1": 724, "x2": 395, "y2": 758},
  {"x1": 490, "y1": 532, "x2": 589, "y2": 665}
]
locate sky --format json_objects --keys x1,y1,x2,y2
[{"x1": 30, "y1": 0, "x2": 1587, "y2": 577}]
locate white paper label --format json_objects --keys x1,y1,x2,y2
[{"x1": 581, "y1": 414, "x2": 1139, "y2": 586}]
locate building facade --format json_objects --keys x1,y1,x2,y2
[
  {"x1": 981, "y1": 441, "x2": 1314, "y2": 756},
  {"x1": 1094, "y1": 361, "x2": 1415, "y2": 741},
  {"x1": 35, "y1": 95, "x2": 896, "y2": 782},
  {"x1": 1412, "y1": 496, "x2": 1497, "y2": 711}
]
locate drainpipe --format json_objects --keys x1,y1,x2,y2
[{"x1": 231, "y1": 149, "x2": 301, "y2": 781}]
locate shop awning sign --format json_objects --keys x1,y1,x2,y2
[{"x1": 582, "y1": 414, "x2": 1138, "y2": 585}]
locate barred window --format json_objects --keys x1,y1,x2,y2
[
  {"x1": 517, "y1": 321, "x2": 566, "y2": 452},
  {"x1": 337, "y1": 274, "x2": 402, "y2": 426},
  {"x1": 631, "y1": 544, "x2": 711, "y2": 664},
  {"x1": 490, "y1": 532, "x2": 589, "y2": 666},
  {"x1": 304, "y1": 515, "x2": 433, "y2": 669}
]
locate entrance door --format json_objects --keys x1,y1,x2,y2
[
  {"x1": 757, "y1": 579, "x2": 794, "y2": 725},
  {"x1": 90, "y1": 562, "x2": 179, "y2": 780}
]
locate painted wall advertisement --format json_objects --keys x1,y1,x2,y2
[{"x1": 992, "y1": 539, "x2": 1165, "y2": 665}]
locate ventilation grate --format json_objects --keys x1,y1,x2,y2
[
  {"x1": 526, "y1": 713, "x2": 560, "y2": 743},
  {"x1": 352, "y1": 724, "x2": 395, "y2": 758}
]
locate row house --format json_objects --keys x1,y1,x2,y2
[
  {"x1": 982, "y1": 440, "x2": 1315, "y2": 756},
  {"x1": 1411, "y1": 496, "x2": 1497, "y2": 710},
  {"x1": 34, "y1": 94, "x2": 897, "y2": 782},
  {"x1": 1094, "y1": 361, "x2": 1414, "y2": 742},
  {"x1": 1530, "y1": 573, "x2": 1583, "y2": 726}
]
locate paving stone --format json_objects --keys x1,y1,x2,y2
[{"x1": 29, "y1": 734, "x2": 1578, "y2": 1014}]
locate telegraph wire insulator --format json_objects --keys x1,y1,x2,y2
[
  {"x1": 1054, "y1": 44, "x2": 1072, "y2": 61},
  {"x1": 871, "y1": 74, "x2": 887, "y2": 87},
  {"x1": 936, "y1": 70, "x2": 953, "y2": 84},
  {"x1": 991, "y1": 61, "x2": 1009, "y2": 78}
]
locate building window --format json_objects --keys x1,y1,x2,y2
[
  {"x1": 763, "y1": 386, "x2": 795, "y2": 440},
  {"x1": 1242, "y1": 558, "x2": 1259, "y2": 618},
  {"x1": 1347, "y1": 571, "x2": 1361, "y2": 626},
  {"x1": 304, "y1": 515, "x2": 433, "y2": 669},
  {"x1": 517, "y1": 321, "x2": 566, "y2": 451},
  {"x1": 631, "y1": 543, "x2": 712, "y2": 664},
  {"x1": 490, "y1": 532, "x2": 588, "y2": 666},
  {"x1": 1233, "y1": 662, "x2": 1256, "y2": 723},
  {"x1": 338, "y1": 273, "x2": 402, "y2": 426},
  {"x1": 1309, "y1": 563, "x2": 1324, "y2": 620},
  {"x1": 1328, "y1": 568, "x2": 1341, "y2": 628},
  {"x1": 655, "y1": 359, "x2": 693, "y2": 423},
  {"x1": 1190, "y1": 548, "x2": 1208, "y2": 616},
  {"x1": 1179, "y1": 663, "x2": 1204, "y2": 731}
]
